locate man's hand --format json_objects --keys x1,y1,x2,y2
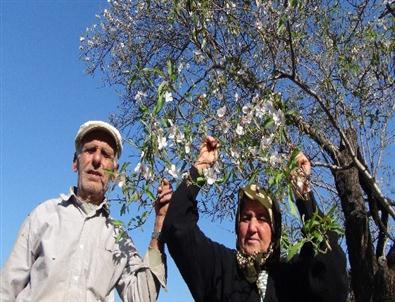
[
  {"x1": 155, "y1": 179, "x2": 173, "y2": 218},
  {"x1": 194, "y1": 136, "x2": 219, "y2": 172},
  {"x1": 150, "y1": 179, "x2": 173, "y2": 251}
]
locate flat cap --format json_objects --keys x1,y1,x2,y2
[{"x1": 75, "y1": 121, "x2": 122, "y2": 158}]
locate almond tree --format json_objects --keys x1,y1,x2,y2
[{"x1": 80, "y1": 1, "x2": 395, "y2": 300}]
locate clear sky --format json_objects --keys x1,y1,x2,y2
[{"x1": 1, "y1": 1, "x2": 235, "y2": 301}]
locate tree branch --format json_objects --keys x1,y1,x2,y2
[{"x1": 278, "y1": 70, "x2": 395, "y2": 220}]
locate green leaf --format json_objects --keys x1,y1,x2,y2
[
  {"x1": 287, "y1": 184, "x2": 299, "y2": 218},
  {"x1": 167, "y1": 59, "x2": 176, "y2": 82},
  {"x1": 153, "y1": 81, "x2": 167, "y2": 115},
  {"x1": 112, "y1": 219, "x2": 124, "y2": 227},
  {"x1": 263, "y1": 118, "x2": 274, "y2": 129},
  {"x1": 287, "y1": 240, "x2": 305, "y2": 261},
  {"x1": 277, "y1": 17, "x2": 286, "y2": 35},
  {"x1": 145, "y1": 187, "x2": 156, "y2": 201},
  {"x1": 197, "y1": 176, "x2": 206, "y2": 186},
  {"x1": 139, "y1": 104, "x2": 149, "y2": 115},
  {"x1": 114, "y1": 229, "x2": 125, "y2": 242},
  {"x1": 290, "y1": 0, "x2": 298, "y2": 8}
]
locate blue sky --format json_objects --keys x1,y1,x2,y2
[{"x1": 0, "y1": 1, "x2": 236, "y2": 301}]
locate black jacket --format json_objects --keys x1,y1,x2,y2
[{"x1": 161, "y1": 167, "x2": 348, "y2": 302}]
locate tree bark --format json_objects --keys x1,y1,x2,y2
[{"x1": 331, "y1": 131, "x2": 376, "y2": 302}]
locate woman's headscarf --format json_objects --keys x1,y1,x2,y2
[{"x1": 235, "y1": 184, "x2": 282, "y2": 283}]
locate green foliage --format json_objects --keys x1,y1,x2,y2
[{"x1": 282, "y1": 205, "x2": 344, "y2": 260}]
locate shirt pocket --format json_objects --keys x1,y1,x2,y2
[{"x1": 87, "y1": 244, "x2": 120, "y2": 299}]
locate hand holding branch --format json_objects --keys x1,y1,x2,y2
[
  {"x1": 150, "y1": 179, "x2": 173, "y2": 250},
  {"x1": 291, "y1": 152, "x2": 311, "y2": 198},
  {"x1": 194, "y1": 136, "x2": 219, "y2": 172},
  {"x1": 155, "y1": 179, "x2": 173, "y2": 218}
]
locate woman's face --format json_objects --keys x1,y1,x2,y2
[{"x1": 237, "y1": 198, "x2": 272, "y2": 256}]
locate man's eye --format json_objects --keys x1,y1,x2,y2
[
  {"x1": 102, "y1": 150, "x2": 114, "y2": 159},
  {"x1": 85, "y1": 147, "x2": 96, "y2": 154}
]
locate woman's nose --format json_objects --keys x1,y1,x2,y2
[{"x1": 248, "y1": 218, "x2": 258, "y2": 232}]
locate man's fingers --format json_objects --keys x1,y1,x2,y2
[
  {"x1": 161, "y1": 178, "x2": 170, "y2": 186},
  {"x1": 157, "y1": 187, "x2": 173, "y2": 203},
  {"x1": 157, "y1": 179, "x2": 170, "y2": 194}
]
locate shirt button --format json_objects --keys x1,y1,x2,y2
[{"x1": 80, "y1": 244, "x2": 84, "y2": 250}]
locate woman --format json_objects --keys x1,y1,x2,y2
[{"x1": 159, "y1": 137, "x2": 348, "y2": 302}]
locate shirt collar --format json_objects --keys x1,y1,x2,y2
[{"x1": 59, "y1": 187, "x2": 110, "y2": 217}]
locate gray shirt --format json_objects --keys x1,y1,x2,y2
[{"x1": 1, "y1": 189, "x2": 166, "y2": 302}]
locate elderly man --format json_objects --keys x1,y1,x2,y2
[
  {"x1": 158, "y1": 136, "x2": 348, "y2": 302},
  {"x1": 1, "y1": 121, "x2": 167, "y2": 302}
]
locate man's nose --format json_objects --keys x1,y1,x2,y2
[{"x1": 92, "y1": 150, "x2": 102, "y2": 167}]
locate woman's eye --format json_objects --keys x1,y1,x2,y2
[
  {"x1": 241, "y1": 215, "x2": 250, "y2": 222},
  {"x1": 258, "y1": 216, "x2": 268, "y2": 222}
]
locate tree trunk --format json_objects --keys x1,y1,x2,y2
[{"x1": 332, "y1": 131, "x2": 376, "y2": 302}]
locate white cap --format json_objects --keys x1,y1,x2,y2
[{"x1": 75, "y1": 121, "x2": 123, "y2": 158}]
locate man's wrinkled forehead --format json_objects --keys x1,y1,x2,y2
[{"x1": 80, "y1": 129, "x2": 117, "y2": 152}]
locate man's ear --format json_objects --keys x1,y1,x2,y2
[{"x1": 72, "y1": 153, "x2": 78, "y2": 172}]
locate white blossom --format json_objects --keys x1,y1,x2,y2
[
  {"x1": 164, "y1": 91, "x2": 173, "y2": 103},
  {"x1": 272, "y1": 109, "x2": 284, "y2": 127},
  {"x1": 269, "y1": 152, "x2": 283, "y2": 166},
  {"x1": 255, "y1": 103, "x2": 266, "y2": 119},
  {"x1": 134, "y1": 91, "x2": 146, "y2": 101},
  {"x1": 260, "y1": 134, "x2": 274, "y2": 150},
  {"x1": 248, "y1": 146, "x2": 258, "y2": 156},
  {"x1": 242, "y1": 103, "x2": 252, "y2": 114},
  {"x1": 158, "y1": 133, "x2": 167, "y2": 150},
  {"x1": 241, "y1": 113, "x2": 253, "y2": 125},
  {"x1": 262, "y1": 101, "x2": 275, "y2": 114},
  {"x1": 134, "y1": 162, "x2": 142, "y2": 173},
  {"x1": 193, "y1": 50, "x2": 204, "y2": 63},
  {"x1": 185, "y1": 143, "x2": 191, "y2": 154},
  {"x1": 235, "y1": 92, "x2": 240, "y2": 102},
  {"x1": 217, "y1": 106, "x2": 227, "y2": 118},
  {"x1": 222, "y1": 120, "x2": 231, "y2": 134},
  {"x1": 168, "y1": 164, "x2": 179, "y2": 178},
  {"x1": 176, "y1": 131, "x2": 185, "y2": 143},
  {"x1": 177, "y1": 62, "x2": 184, "y2": 73},
  {"x1": 203, "y1": 166, "x2": 217, "y2": 185},
  {"x1": 143, "y1": 166, "x2": 153, "y2": 180},
  {"x1": 117, "y1": 173, "x2": 126, "y2": 188},
  {"x1": 230, "y1": 147, "x2": 240, "y2": 160},
  {"x1": 236, "y1": 124, "x2": 245, "y2": 136}
]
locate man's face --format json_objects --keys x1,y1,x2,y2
[
  {"x1": 73, "y1": 130, "x2": 118, "y2": 204},
  {"x1": 237, "y1": 198, "x2": 272, "y2": 256}
]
